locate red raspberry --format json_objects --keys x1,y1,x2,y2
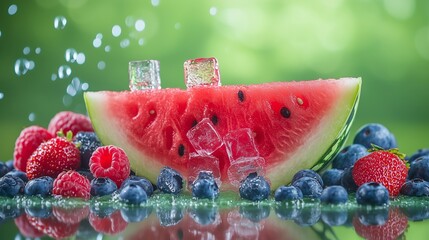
[
  {"x1": 89, "y1": 210, "x2": 128, "y2": 235},
  {"x1": 48, "y1": 111, "x2": 93, "y2": 136},
  {"x1": 13, "y1": 126, "x2": 53, "y2": 172},
  {"x1": 53, "y1": 206, "x2": 90, "y2": 224},
  {"x1": 14, "y1": 215, "x2": 44, "y2": 238},
  {"x1": 52, "y1": 170, "x2": 91, "y2": 200},
  {"x1": 26, "y1": 137, "x2": 80, "y2": 180},
  {"x1": 90, "y1": 145, "x2": 130, "y2": 188},
  {"x1": 27, "y1": 215, "x2": 79, "y2": 239},
  {"x1": 352, "y1": 148, "x2": 408, "y2": 196}
]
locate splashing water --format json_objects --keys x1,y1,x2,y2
[
  {"x1": 76, "y1": 53, "x2": 86, "y2": 64},
  {"x1": 120, "y1": 39, "x2": 130, "y2": 48},
  {"x1": 65, "y1": 48, "x2": 78, "y2": 63},
  {"x1": 0, "y1": 92, "x2": 4, "y2": 100},
  {"x1": 97, "y1": 61, "x2": 106, "y2": 70},
  {"x1": 81, "y1": 82, "x2": 89, "y2": 91},
  {"x1": 58, "y1": 65, "x2": 72, "y2": 79},
  {"x1": 210, "y1": 7, "x2": 218, "y2": 16},
  {"x1": 125, "y1": 16, "x2": 134, "y2": 27},
  {"x1": 151, "y1": 0, "x2": 160, "y2": 7},
  {"x1": 93, "y1": 37, "x2": 102, "y2": 48},
  {"x1": 54, "y1": 16, "x2": 67, "y2": 30},
  {"x1": 28, "y1": 60, "x2": 35, "y2": 70},
  {"x1": 51, "y1": 73, "x2": 57, "y2": 81},
  {"x1": 28, "y1": 112, "x2": 36, "y2": 122},
  {"x1": 0, "y1": 30, "x2": 2, "y2": 37},
  {"x1": 105, "y1": 45, "x2": 111, "y2": 52},
  {"x1": 66, "y1": 77, "x2": 81, "y2": 96},
  {"x1": 112, "y1": 25, "x2": 122, "y2": 37},
  {"x1": 135, "y1": 19, "x2": 146, "y2": 32},
  {"x1": 35, "y1": 47, "x2": 41, "y2": 54},
  {"x1": 23, "y1": 47, "x2": 30, "y2": 55},
  {"x1": 14, "y1": 58, "x2": 30, "y2": 76},
  {"x1": 8, "y1": 5, "x2": 18, "y2": 15},
  {"x1": 138, "y1": 38, "x2": 145, "y2": 46}
]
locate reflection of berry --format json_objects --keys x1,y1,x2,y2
[
  {"x1": 53, "y1": 206, "x2": 90, "y2": 224},
  {"x1": 52, "y1": 170, "x2": 91, "y2": 200},
  {"x1": 27, "y1": 215, "x2": 79, "y2": 239},
  {"x1": 89, "y1": 210, "x2": 128, "y2": 235},
  {"x1": 14, "y1": 215, "x2": 44, "y2": 238},
  {"x1": 13, "y1": 126, "x2": 53, "y2": 172},
  {"x1": 48, "y1": 111, "x2": 93, "y2": 136},
  {"x1": 353, "y1": 208, "x2": 408, "y2": 240}
]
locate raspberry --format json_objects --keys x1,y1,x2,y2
[
  {"x1": 13, "y1": 126, "x2": 53, "y2": 172},
  {"x1": 90, "y1": 145, "x2": 130, "y2": 188},
  {"x1": 14, "y1": 215, "x2": 44, "y2": 238},
  {"x1": 48, "y1": 111, "x2": 93, "y2": 136},
  {"x1": 89, "y1": 210, "x2": 128, "y2": 235},
  {"x1": 26, "y1": 137, "x2": 80, "y2": 180},
  {"x1": 53, "y1": 206, "x2": 90, "y2": 224},
  {"x1": 52, "y1": 170, "x2": 91, "y2": 200},
  {"x1": 27, "y1": 215, "x2": 79, "y2": 239}
]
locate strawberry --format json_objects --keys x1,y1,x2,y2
[
  {"x1": 53, "y1": 206, "x2": 90, "y2": 224},
  {"x1": 26, "y1": 133, "x2": 80, "y2": 180},
  {"x1": 352, "y1": 146, "x2": 408, "y2": 196},
  {"x1": 27, "y1": 215, "x2": 79, "y2": 239},
  {"x1": 89, "y1": 210, "x2": 128, "y2": 235},
  {"x1": 52, "y1": 170, "x2": 91, "y2": 200},
  {"x1": 48, "y1": 111, "x2": 93, "y2": 136},
  {"x1": 13, "y1": 126, "x2": 53, "y2": 172}
]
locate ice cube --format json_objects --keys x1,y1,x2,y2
[
  {"x1": 223, "y1": 128, "x2": 259, "y2": 162},
  {"x1": 187, "y1": 153, "x2": 221, "y2": 187},
  {"x1": 186, "y1": 118, "x2": 223, "y2": 155},
  {"x1": 184, "y1": 57, "x2": 221, "y2": 88},
  {"x1": 227, "y1": 157, "x2": 265, "y2": 187},
  {"x1": 129, "y1": 60, "x2": 161, "y2": 90}
]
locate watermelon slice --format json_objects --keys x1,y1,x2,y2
[{"x1": 84, "y1": 78, "x2": 361, "y2": 190}]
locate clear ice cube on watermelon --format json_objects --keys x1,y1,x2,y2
[
  {"x1": 187, "y1": 153, "x2": 221, "y2": 187},
  {"x1": 128, "y1": 60, "x2": 161, "y2": 90},
  {"x1": 186, "y1": 118, "x2": 223, "y2": 155},
  {"x1": 227, "y1": 156, "x2": 265, "y2": 187},
  {"x1": 223, "y1": 128, "x2": 259, "y2": 162},
  {"x1": 184, "y1": 57, "x2": 221, "y2": 88}
]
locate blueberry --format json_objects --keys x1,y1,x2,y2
[
  {"x1": 119, "y1": 183, "x2": 147, "y2": 204},
  {"x1": 294, "y1": 207, "x2": 321, "y2": 226},
  {"x1": 408, "y1": 156, "x2": 429, "y2": 181},
  {"x1": 341, "y1": 166, "x2": 358, "y2": 192},
  {"x1": 239, "y1": 205, "x2": 271, "y2": 222},
  {"x1": 90, "y1": 178, "x2": 118, "y2": 197},
  {"x1": 78, "y1": 170, "x2": 95, "y2": 181},
  {"x1": 400, "y1": 179, "x2": 429, "y2": 197},
  {"x1": 320, "y1": 186, "x2": 348, "y2": 204},
  {"x1": 188, "y1": 205, "x2": 219, "y2": 225},
  {"x1": 239, "y1": 173, "x2": 270, "y2": 201},
  {"x1": 120, "y1": 206, "x2": 152, "y2": 223},
  {"x1": 356, "y1": 182, "x2": 389, "y2": 206},
  {"x1": 274, "y1": 205, "x2": 300, "y2": 220},
  {"x1": 25, "y1": 206, "x2": 52, "y2": 218},
  {"x1": 191, "y1": 171, "x2": 219, "y2": 200},
  {"x1": 332, "y1": 144, "x2": 368, "y2": 170},
  {"x1": 0, "y1": 175, "x2": 25, "y2": 197},
  {"x1": 0, "y1": 205, "x2": 23, "y2": 219},
  {"x1": 356, "y1": 208, "x2": 389, "y2": 226},
  {"x1": 74, "y1": 132, "x2": 102, "y2": 169},
  {"x1": 291, "y1": 169, "x2": 323, "y2": 186},
  {"x1": 0, "y1": 162, "x2": 9, "y2": 177},
  {"x1": 400, "y1": 205, "x2": 429, "y2": 221},
  {"x1": 322, "y1": 169, "x2": 343, "y2": 187},
  {"x1": 292, "y1": 177, "x2": 323, "y2": 199},
  {"x1": 5, "y1": 160, "x2": 14, "y2": 172},
  {"x1": 157, "y1": 167, "x2": 183, "y2": 194},
  {"x1": 274, "y1": 186, "x2": 303, "y2": 201},
  {"x1": 24, "y1": 176, "x2": 54, "y2": 196},
  {"x1": 121, "y1": 176, "x2": 154, "y2": 197},
  {"x1": 353, "y1": 123, "x2": 397, "y2": 150},
  {"x1": 5, "y1": 170, "x2": 28, "y2": 183},
  {"x1": 321, "y1": 210, "x2": 348, "y2": 226},
  {"x1": 408, "y1": 148, "x2": 429, "y2": 164}
]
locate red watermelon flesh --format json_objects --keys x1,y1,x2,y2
[{"x1": 85, "y1": 78, "x2": 361, "y2": 189}]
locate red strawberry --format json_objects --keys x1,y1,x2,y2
[
  {"x1": 27, "y1": 215, "x2": 79, "y2": 239},
  {"x1": 352, "y1": 147, "x2": 408, "y2": 196},
  {"x1": 26, "y1": 135, "x2": 80, "y2": 180},
  {"x1": 13, "y1": 126, "x2": 53, "y2": 172},
  {"x1": 48, "y1": 111, "x2": 93, "y2": 136},
  {"x1": 90, "y1": 145, "x2": 130, "y2": 188},
  {"x1": 52, "y1": 170, "x2": 91, "y2": 200},
  {"x1": 14, "y1": 214, "x2": 44, "y2": 238},
  {"x1": 89, "y1": 210, "x2": 128, "y2": 235},
  {"x1": 53, "y1": 206, "x2": 90, "y2": 224}
]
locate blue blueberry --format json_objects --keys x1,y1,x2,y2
[
  {"x1": 239, "y1": 205, "x2": 271, "y2": 222},
  {"x1": 408, "y1": 148, "x2": 429, "y2": 164},
  {"x1": 157, "y1": 167, "x2": 183, "y2": 194},
  {"x1": 400, "y1": 179, "x2": 429, "y2": 197},
  {"x1": 353, "y1": 123, "x2": 397, "y2": 150},
  {"x1": 321, "y1": 210, "x2": 348, "y2": 226},
  {"x1": 356, "y1": 182, "x2": 389, "y2": 206},
  {"x1": 121, "y1": 206, "x2": 152, "y2": 223},
  {"x1": 292, "y1": 177, "x2": 323, "y2": 199},
  {"x1": 239, "y1": 173, "x2": 270, "y2": 201},
  {"x1": 24, "y1": 176, "x2": 54, "y2": 196},
  {"x1": 188, "y1": 205, "x2": 219, "y2": 225},
  {"x1": 119, "y1": 183, "x2": 147, "y2": 204},
  {"x1": 74, "y1": 132, "x2": 102, "y2": 169},
  {"x1": 78, "y1": 170, "x2": 94, "y2": 181},
  {"x1": 400, "y1": 205, "x2": 429, "y2": 221},
  {"x1": 25, "y1": 206, "x2": 52, "y2": 218},
  {"x1": 0, "y1": 175, "x2": 25, "y2": 197},
  {"x1": 0, "y1": 162, "x2": 9, "y2": 177},
  {"x1": 90, "y1": 178, "x2": 118, "y2": 197},
  {"x1": 320, "y1": 186, "x2": 348, "y2": 204},
  {"x1": 332, "y1": 144, "x2": 368, "y2": 170},
  {"x1": 322, "y1": 169, "x2": 343, "y2": 187},
  {"x1": 341, "y1": 167, "x2": 358, "y2": 192},
  {"x1": 294, "y1": 207, "x2": 321, "y2": 226},
  {"x1": 5, "y1": 170, "x2": 28, "y2": 183},
  {"x1": 5, "y1": 160, "x2": 14, "y2": 172},
  {"x1": 274, "y1": 205, "x2": 300, "y2": 220},
  {"x1": 0, "y1": 205, "x2": 23, "y2": 219},
  {"x1": 121, "y1": 176, "x2": 154, "y2": 197},
  {"x1": 274, "y1": 186, "x2": 303, "y2": 201},
  {"x1": 191, "y1": 171, "x2": 219, "y2": 200},
  {"x1": 291, "y1": 169, "x2": 323, "y2": 186},
  {"x1": 156, "y1": 205, "x2": 184, "y2": 226},
  {"x1": 89, "y1": 205, "x2": 116, "y2": 218},
  {"x1": 408, "y1": 156, "x2": 429, "y2": 181},
  {"x1": 356, "y1": 208, "x2": 388, "y2": 226}
]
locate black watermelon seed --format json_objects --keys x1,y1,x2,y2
[
  {"x1": 178, "y1": 144, "x2": 185, "y2": 157},
  {"x1": 191, "y1": 119, "x2": 198, "y2": 127},
  {"x1": 238, "y1": 90, "x2": 245, "y2": 102},
  {"x1": 280, "y1": 107, "x2": 291, "y2": 118},
  {"x1": 211, "y1": 115, "x2": 218, "y2": 125}
]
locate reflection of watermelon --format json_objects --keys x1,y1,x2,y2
[{"x1": 84, "y1": 78, "x2": 361, "y2": 189}]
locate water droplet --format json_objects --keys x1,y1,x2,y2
[
  {"x1": 28, "y1": 112, "x2": 36, "y2": 122},
  {"x1": 93, "y1": 38, "x2": 102, "y2": 48},
  {"x1": 97, "y1": 61, "x2": 106, "y2": 70},
  {"x1": 14, "y1": 59, "x2": 30, "y2": 76},
  {"x1": 81, "y1": 82, "x2": 89, "y2": 91},
  {"x1": 58, "y1": 65, "x2": 71, "y2": 79},
  {"x1": 8, "y1": 5, "x2": 18, "y2": 15},
  {"x1": 120, "y1": 39, "x2": 130, "y2": 48},
  {"x1": 96, "y1": 33, "x2": 103, "y2": 39},
  {"x1": 112, "y1": 25, "x2": 121, "y2": 37},
  {"x1": 51, "y1": 73, "x2": 57, "y2": 81},
  {"x1": 28, "y1": 61, "x2": 35, "y2": 70},
  {"x1": 151, "y1": 0, "x2": 160, "y2": 7},
  {"x1": 54, "y1": 16, "x2": 67, "y2": 30},
  {"x1": 35, "y1": 47, "x2": 41, "y2": 54},
  {"x1": 175, "y1": 23, "x2": 181, "y2": 30},
  {"x1": 65, "y1": 48, "x2": 78, "y2": 62},
  {"x1": 135, "y1": 19, "x2": 145, "y2": 32},
  {"x1": 76, "y1": 53, "x2": 86, "y2": 65},
  {"x1": 125, "y1": 16, "x2": 134, "y2": 27},
  {"x1": 62, "y1": 95, "x2": 72, "y2": 106},
  {"x1": 23, "y1": 47, "x2": 30, "y2": 55},
  {"x1": 209, "y1": 7, "x2": 217, "y2": 16},
  {"x1": 67, "y1": 77, "x2": 81, "y2": 96},
  {"x1": 104, "y1": 45, "x2": 111, "y2": 52},
  {"x1": 138, "y1": 38, "x2": 145, "y2": 46},
  {"x1": 0, "y1": 92, "x2": 4, "y2": 100},
  {"x1": 0, "y1": 30, "x2": 2, "y2": 37}
]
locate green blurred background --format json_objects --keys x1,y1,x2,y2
[{"x1": 1, "y1": 0, "x2": 428, "y2": 159}]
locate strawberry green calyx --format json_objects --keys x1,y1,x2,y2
[{"x1": 57, "y1": 130, "x2": 80, "y2": 148}]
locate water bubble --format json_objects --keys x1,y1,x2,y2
[
  {"x1": 96, "y1": 33, "x2": 103, "y2": 39},
  {"x1": 138, "y1": 38, "x2": 145, "y2": 46},
  {"x1": 35, "y1": 47, "x2": 41, "y2": 54},
  {"x1": 8, "y1": 5, "x2": 18, "y2": 15},
  {"x1": 209, "y1": 7, "x2": 218, "y2": 16},
  {"x1": 14, "y1": 59, "x2": 30, "y2": 76},
  {"x1": 54, "y1": 16, "x2": 67, "y2": 30},
  {"x1": 76, "y1": 53, "x2": 86, "y2": 64},
  {"x1": 81, "y1": 82, "x2": 89, "y2": 91},
  {"x1": 174, "y1": 23, "x2": 181, "y2": 30},
  {"x1": 65, "y1": 48, "x2": 78, "y2": 62},
  {"x1": 28, "y1": 112, "x2": 36, "y2": 122},
  {"x1": 67, "y1": 77, "x2": 81, "y2": 96},
  {"x1": 125, "y1": 16, "x2": 134, "y2": 27},
  {"x1": 93, "y1": 38, "x2": 102, "y2": 48},
  {"x1": 104, "y1": 45, "x2": 111, "y2": 52},
  {"x1": 62, "y1": 95, "x2": 72, "y2": 106},
  {"x1": 58, "y1": 65, "x2": 72, "y2": 79},
  {"x1": 135, "y1": 19, "x2": 145, "y2": 32},
  {"x1": 23, "y1": 47, "x2": 30, "y2": 55},
  {"x1": 0, "y1": 92, "x2": 4, "y2": 100},
  {"x1": 51, "y1": 73, "x2": 57, "y2": 81},
  {"x1": 151, "y1": 0, "x2": 160, "y2": 7},
  {"x1": 112, "y1": 25, "x2": 122, "y2": 37},
  {"x1": 28, "y1": 61, "x2": 35, "y2": 70},
  {"x1": 97, "y1": 61, "x2": 106, "y2": 70},
  {"x1": 120, "y1": 39, "x2": 130, "y2": 48},
  {"x1": 0, "y1": 30, "x2": 2, "y2": 37}
]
